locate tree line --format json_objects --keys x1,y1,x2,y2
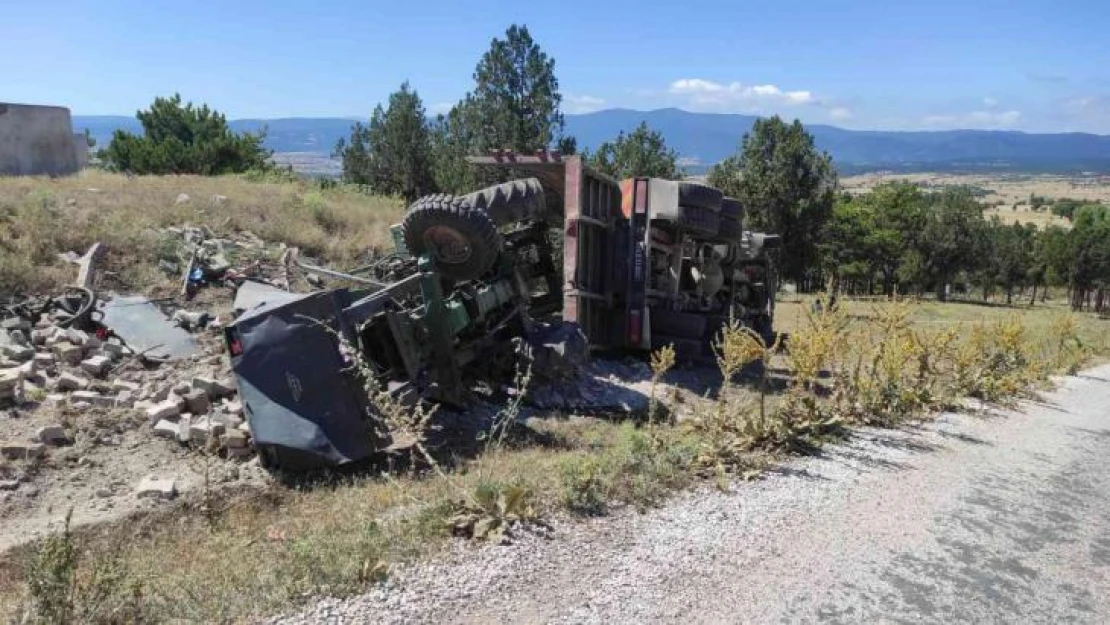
[{"x1": 821, "y1": 183, "x2": 1109, "y2": 311}]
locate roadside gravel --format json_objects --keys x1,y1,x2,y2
[{"x1": 272, "y1": 364, "x2": 1110, "y2": 624}]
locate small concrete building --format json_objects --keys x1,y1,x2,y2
[{"x1": 0, "y1": 102, "x2": 82, "y2": 176}]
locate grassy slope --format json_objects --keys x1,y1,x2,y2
[{"x1": 0, "y1": 171, "x2": 405, "y2": 296}]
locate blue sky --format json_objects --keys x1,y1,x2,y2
[{"x1": 5, "y1": 0, "x2": 1110, "y2": 132}]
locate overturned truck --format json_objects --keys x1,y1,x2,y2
[{"x1": 228, "y1": 154, "x2": 780, "y2": 469}]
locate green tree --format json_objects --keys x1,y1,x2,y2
[
  {"x1": 1052, "y1": 198, "x2": 1102, "y2": 221},
  {"x1": 100, "y1": 94, "x2": 270, "y2": 175},
  {"x1": 708, "y1": 116, "x2": 837, "y2": 289},
  {"x1": 1067, "y1": 204, "x2": 1110, "y2": 311},
  {"x1": 982, "y1": 220, "x2": 1036, "y2": 304},
  {"x1": 820, "y1": 195, "x2": 874, "y2": 295},
  {"x1": 585, "y1": 122, "x2": 680, "y2": 179},
  {"x1": 865, "y1": 182, "x2": 926, "y2": 296},
  {"x1": 431, "y1": 24, "x2": 575, "y2": 193},
  {"x1": 334, "y1": 81, "x2": 435, "y2": 201},
  {"x1": 913, "y1": 188, "x2": 986, "y2": 301}
]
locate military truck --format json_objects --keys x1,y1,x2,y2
[
  {"x1": 461, "y1": 152, "x2": 780, "y2": 360},
  {"x1": 227, "y1": 152, "x2": 779, "y2": 469}
]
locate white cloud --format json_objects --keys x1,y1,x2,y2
[
  {"x1": 922, "y1": 109, "x2": 1022, "y2": 129},
  {"x1": 829, "y1": 106, "x2": 853, "y2": 121},
  {"x1": 982, "y1": 96, "x2": 998, "y2": 108},
  {"x1": 565, "y1": 94, "x2": 606, "y2": 114},
  {"x1": 668, "y1": 78, "x2": 817, "y2": 112}
]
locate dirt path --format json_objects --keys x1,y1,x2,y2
[{"x1": 275, "y1": 364, "x2": 1110, "y2": 624}]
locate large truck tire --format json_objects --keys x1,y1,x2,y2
[
  {"x1": 676, "y1": 205, "x2": 720, "y2": 237},
  {"x1": 402, "y1": 194, "x2": 502, "y2": 281},
  {"x1": 462, "y1": 177, "x2": 546, "y2": 225},
  {"x1": 648, "y1": 180, "x2": 722, "y2": 236},
  {"x1": 677, "y1": 182, "x2": 724, "y2": 212}
]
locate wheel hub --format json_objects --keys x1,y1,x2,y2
[{"x1": 423, "y1": 225, "x2": 472, "y2": 264}]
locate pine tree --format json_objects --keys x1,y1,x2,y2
[
  {"x1": 586, "y1": 122, "x2": 680, "y2": 179},
  {"x1": 708, "y1": 117, "x2": 837, "y2": 289},
  {"x1": 334, "y1": 81, "x2": 435, "y2": 201}
]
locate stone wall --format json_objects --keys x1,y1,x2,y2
[{"x1": 0, "y1": 103, "x2": 79, "y2": 176}]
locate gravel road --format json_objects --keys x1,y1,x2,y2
[{"x1": 274, "y1": 364, "x2": 1110, "y2": 624}]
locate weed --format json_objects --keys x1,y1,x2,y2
[
  {"x1": 21, "y1": 510, "x2": 141, "y2": 624},
  {"x1": 559, "y1": 454, "x2": 608, "y2": 515},
  {"x1": 448, "y1": 481, "x2": 539, "y2": 543},
  {"x1": 648, "y1": 344, "x2": 676, "y2": 427}
]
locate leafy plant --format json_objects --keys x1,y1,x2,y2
[{"x1": 448, "y1": 482, "x2": 538, "y2": 543}]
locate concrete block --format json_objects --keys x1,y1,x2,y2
[
  {"x1": 111, "y1": 380, "x2": 140, "y2": 393},
  {"x1": 182, "y1": 389, "x2": 211, "y2": 415},
  {"x1": 57, "y1": 372, "x2": 90, "y2": 391},
  {"x1": 1, "y1": 318, "x2": 30, "y2": 332},
  {"x1": 189, "y1": 416, "x2": 224, "y2": 443},
  {"x1": 135, "y1": 476, "x2": 177, "y2": 500},
  {"x1": 152, "y1": 419, "x2": 179, "y2": 439},
  {"x1": 144, "y1": 400, "x2": 180, "y2": 423},
  {"x1": 80, "y1": 355, "x2": 112, "y2": 376},
  {"x1": 53, "y1": 342, "x2": 83, "y2": 366},
  {"x1": 70, "y1": 390, "x2": 113, "y2": 408},
  {"x1": 1, "y1": 442, "x2": 45, "y2": 460},
  {"x1": 115, "y1": 391, "x2": 135, "y2": 408},
  {"x1": 223, "y1": 429, "x2": 249, "y2": 449},
  {"x1": 192, "y1": 375, "x2": 235, "y2": 399},
  {"x1": 226, "y1": 446, "x2": 254, "y2": 459}
]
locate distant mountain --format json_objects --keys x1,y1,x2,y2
[
  {"x1": 74, "y1": 109, "x2": 1110, "y2": 175},
  {"x1": 76, "y1": 115, "x2": 356, "y2": 154},
  {"x1": 565, "y1": 108, "x2": 1110, "y2": 174}
]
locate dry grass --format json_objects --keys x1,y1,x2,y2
[
  {"x1": 0, "y1": 418, "x2": 666, "y2": 622},
  {"x1": 776, "y1": 296, "x2": 1109, "y2": 356},
  {"x1": 0, "y1": 170, "x2": 406, "y2": 296}
]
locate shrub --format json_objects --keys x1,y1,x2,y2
[{"x1": 100, "y1": 94, "x2": 271, "y2": 175}]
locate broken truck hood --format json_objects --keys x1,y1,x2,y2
[{"x1": 228, "y1": 290, "x2": 383, "y2": 469}]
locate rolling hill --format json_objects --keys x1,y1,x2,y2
[{"x1": 74, "y1": 109, "x2": 1110, "y2": 175}]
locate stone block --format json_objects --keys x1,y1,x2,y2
[
  {"x1": 135, "y1": 476, "x2": 177, "y2": 500},
  {"x1": 80, "y1": 355, "x2": 112, "y2": 376},
  {"x1": 152, "y1": 419, "x2": 179, "y2": 439},
  {"x1": 53, "y1": 342, "x2": 83, "y2": 366},
  {"x1": 57, "y1": 372, "x2": 90, "y2": 391},
  {"x1": 182, "y1": 389, "x2": 211, "y2": 415},
  {"x1": 144, "y1": 400, "x2": 180, "y2": 423},
  {"x1": 70, "y1": 390, "x2": 113, "y2": 408}
]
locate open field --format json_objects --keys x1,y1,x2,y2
[{"x1": 842, "y1": 171, "x2": 1110, "y2": 228}]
